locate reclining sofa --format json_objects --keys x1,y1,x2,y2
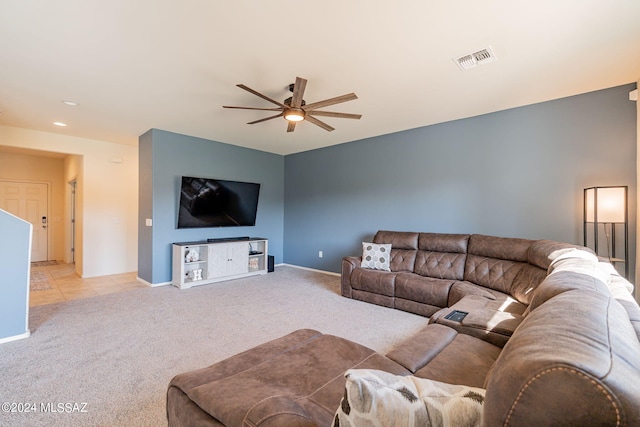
[{"x1": 167, "y1": 231, "x2": 640, "y2": 426}]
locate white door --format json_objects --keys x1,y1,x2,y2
[{"x1": 0, "y1": 181, "x2": 49, "y2": 262}]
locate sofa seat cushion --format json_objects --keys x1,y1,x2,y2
[
  {"x1": 386, "y1": 324, "x2": 501, "y2": 388},
  {"x1": 332, "y1": 369, "x2": 485, "y2": 427},
  {"x1": 429, "y1": 295, "x2": 527, "y2": 347},
  {"x1": 447, "y1": 280, "x2": 506, "y2": 306},
  {"x1": 168, "y1": 329, "x2": 411, "y2": 427},
  {"x1": 393, "y1": 298, "x2": 443, "y2": 318},
  {"x1": 350, "y1": 267, "x2": 397, "y2": 297},
  {"x1": 413, "y1": 333, "x2": 501, "y2": 388},
  {"x1": 395, "y1": 272, "x2": 454, "y2": 308},
  {"x1": 352, "y1": 289, "x2": 395, "y2": 308}
]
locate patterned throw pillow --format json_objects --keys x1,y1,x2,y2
[
  {"x1": 332, "y1": 369, "x2": 485, "y2": 427},
  {"x1": 361, "y1": 242, "x2": 392, "y2": 271}
]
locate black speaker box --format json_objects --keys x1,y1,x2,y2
[{"x1": 267, "y1": 255, "x2": 274, "y2": 272}]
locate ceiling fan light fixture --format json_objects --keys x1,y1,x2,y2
[
  {"x1": 284, "y1": 108, "x2": 305, "y2": 122},
  {"x1": 225, "y1": 77, "x2": 361, "y2": 132}
]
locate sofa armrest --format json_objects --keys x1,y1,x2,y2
[
  {"x1": 341, "y1": 256, "x2": 361, "y2": 298},
  {"x1": 386, "y1": 324, "x2": 458, "y2": 372}
]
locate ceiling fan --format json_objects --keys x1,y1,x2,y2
[{"x1": 223, "y1": 77, "x2": 362, "y2": 132}]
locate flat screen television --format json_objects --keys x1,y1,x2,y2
[{"x1": 177, "y1": 176, "x2": 260, "y2": 228}]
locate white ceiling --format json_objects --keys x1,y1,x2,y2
[{"x1": 1, "y1": 1, "x2": 639, "y2": 156}]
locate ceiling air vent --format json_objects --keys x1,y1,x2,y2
[{"x1": 454, "y1": 46, "x2": 496, "y2": 70}]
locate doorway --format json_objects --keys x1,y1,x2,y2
[{"x1": 0, "y1": 180, "x2": 49, "y2": 262}]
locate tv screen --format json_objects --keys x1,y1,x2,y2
[{"x1": 177, "y1": 176, "x2": 260, "y2": 228}]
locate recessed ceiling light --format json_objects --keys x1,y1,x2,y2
[
  {"x1": 53, "y1": 121, "x2": 67, "y2": 127},
  {"x1": 61, "y1": 100, "x2": 79, "y2": 106}
]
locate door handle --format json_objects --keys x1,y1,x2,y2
[{"x1": 42, "y1": 216, "x2": 47, "y2": 229}]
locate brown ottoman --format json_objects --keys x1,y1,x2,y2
[{"x1": 166, "y1": 329, "x2": 410, "y2": 426}]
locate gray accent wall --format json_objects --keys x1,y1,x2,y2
[
  {"x1": 138, "y1": 129, "x2": 284, "y2": 284},
  {"x1": 284, "y1": 84, "x2": 638, "y2": 277}
]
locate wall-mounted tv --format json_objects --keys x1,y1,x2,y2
[{"x1": 177, "y1": 176, "x2": 260, "y2": 228}]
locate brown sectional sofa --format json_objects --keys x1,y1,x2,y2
[
  {"x1": 342, "y1": 231, "x2": 576, "y2": 319},
  {"x1": 167, "y1": 231, "x2": 640, "y2": 426}
]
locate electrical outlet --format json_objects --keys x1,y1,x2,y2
[{"x1": 318, "y1": 251, "x2": 323, "y2": 258}]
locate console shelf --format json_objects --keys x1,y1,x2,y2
[{"x1": 172, "y1": 238, "x2": 268, "y2": 289}]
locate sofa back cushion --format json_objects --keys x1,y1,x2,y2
[
  {"x1": 527, "y1": 239, "x2": 595, "y2": 270},
  {"x1": 418, "y1": 233, "x2": 469, "y2": 253},
  {"x1": 413, "y1": 233, "x2": 469, "y2": 280},
  {"x1": 374, "y1": 231, "x2": 419, "y2": 272},
  {"x1": 464, "y1": 256, "x2": 528, "y2": 299},
  {"x1": 464, "y1": 235, "x2": 546, "y2": 303},
  {"x1": 618, "y1": 299, "x2": 640, "y2": 342},
  {"x1": 467, "y1": 234, "x2": 531, "y2": 262},
  {"x1": 389, "y1": 249, "x2": 418, "y2": 272},
  {"x1": 483, "y1": 290, "x2": 640, "y2": 426},
  {"x1": 526, "y1": 250, "x2": 611, "y2": 313},
  {"x1": 374, "y1": 230, "x2": 419, "y2": 250},
  {"x1": 415, "y1": 251, "x2": 466, "y2": 280}
]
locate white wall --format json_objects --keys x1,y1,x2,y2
[{"x1": 0, "y1": 125, "x2": 138, "y2": 277}]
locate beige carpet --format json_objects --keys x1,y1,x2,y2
[{"x1": 0, "y1": 266, "x2": 428, "y2": 427}]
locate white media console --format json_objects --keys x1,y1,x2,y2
[{"x1": 172, "y1": 237, "x2": 268, "y2": 289}]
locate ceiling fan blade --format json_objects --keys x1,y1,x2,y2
[
  {"x1": 290, "y1": 77, "x2": 307, "y2": 108},
  {"x1": 247, "y1": 112, "x2": 284, "y2": 125},
  {"x1": 303, "y1": 93, "x2": 358, "y2": 111},
  {"x1": 305, "y1": 115, "x2": 335, "y2": 132},
  {"x1": 307, "y1": 110, "x2": 362, "y2": 120},
  {"x1": 223, "y1": 106, "x2": 284, "y2": 111},
  {"x1": 287, "y1": 121, "x2": 296, "y2": 133},
  {"x1": 237, "y1": 84, "x2": 288, "y2": 108}
]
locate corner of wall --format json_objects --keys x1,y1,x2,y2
[{"x1": 635, "y1": 80, "x2": 639, "y2": 303}]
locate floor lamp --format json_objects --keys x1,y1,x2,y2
[{"x1": 583, "y1": 186, "x2": 629, "y2": 278}]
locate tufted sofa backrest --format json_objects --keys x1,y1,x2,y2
[
  {"x1": 414, "y1": 233, "x2": 469, "y2": 281},
  {"x1": 525, "y1": 248, "x2": 609, "y2": 313},
  {"x1": 374, "y1": 230, "x2": 419, "y2": 272},
  {"x1": 371, "y1": 231, "x2": 598, "y2": 305},
  {"x1": 464, "y1": 235, "x2": 547, "y2": 304}
]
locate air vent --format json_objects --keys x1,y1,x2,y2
[{"x1": 454, "y1": 46, "x2": 497, "y2": 70}]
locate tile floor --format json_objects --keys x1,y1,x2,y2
[{"x1": 29, "y1": 261, "x2": 147, "y2": 307}]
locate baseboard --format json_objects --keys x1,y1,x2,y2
[
  {"x1": 279, "y1": 263, "x2": 340, "y2": 277},
  {"x1": 136, "y1": 266, "x2": 340, "y2": 287},
  {"x1": 0, "y1": 330, "x2": 30, "y2": 345},
  {"x1": 136, "y1": 277, "x2": 172, "y2": 287}
]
